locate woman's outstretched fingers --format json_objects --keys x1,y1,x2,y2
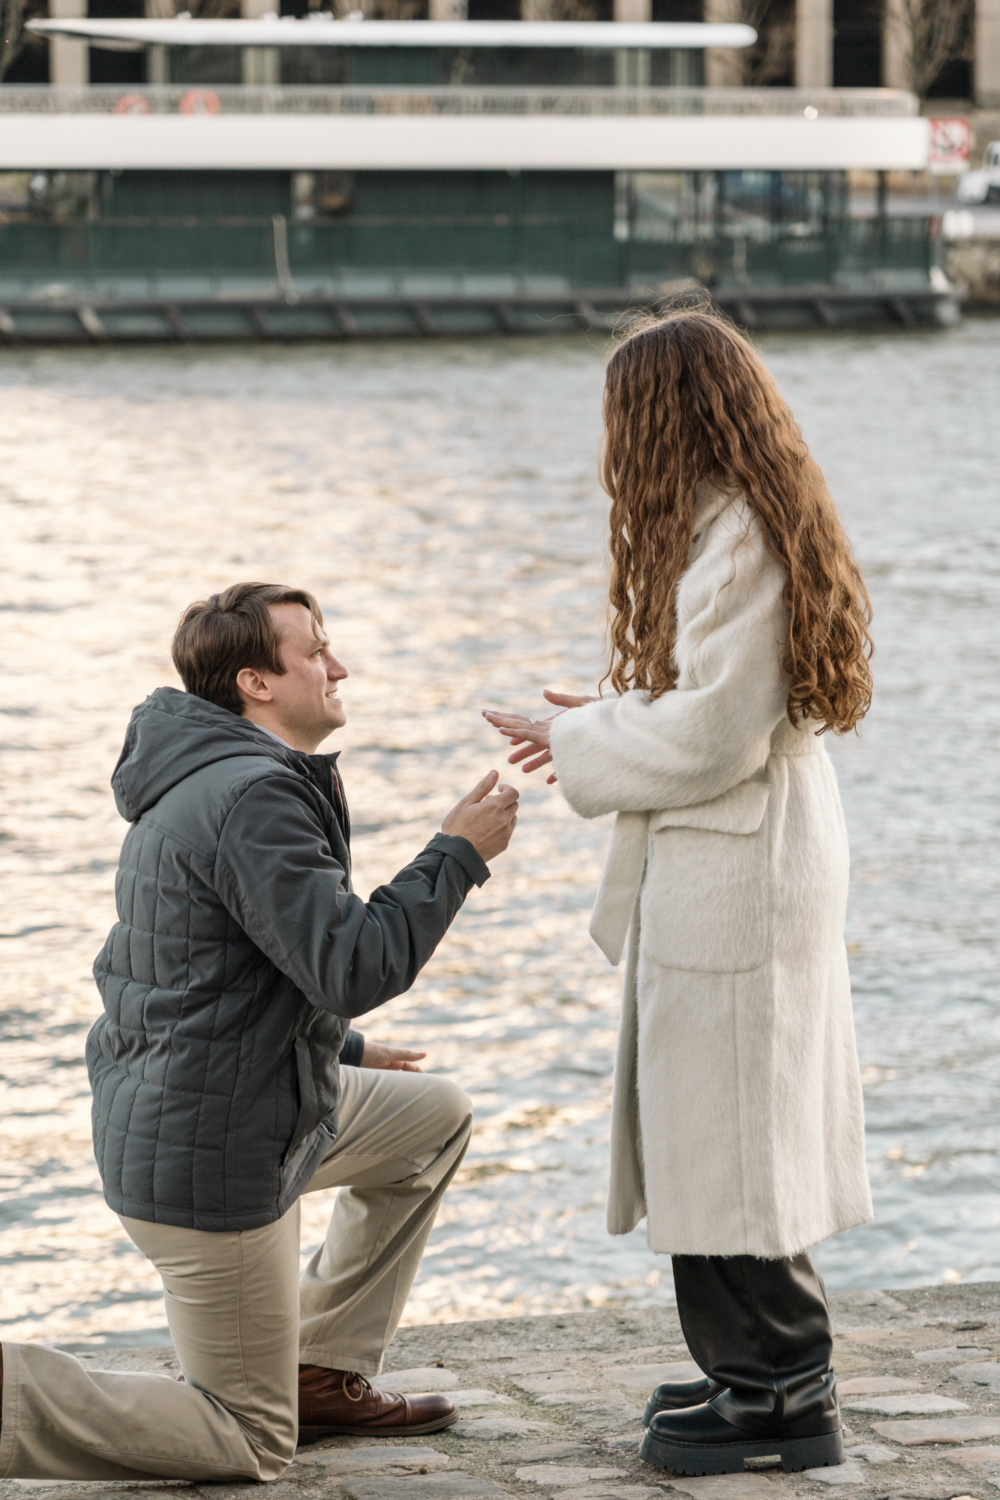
[
  {"x1": 542, "y1": 689, "x2": 597, "y2": 708},
  {"x1": 507, "y1": 741, "x2": 543, "y2": 764},
  {"x1": 482, "y1": 710, "x2": 533, "y2": 738},
  {"x1": 483, "y1": 710, "x2": 551, "y2": 747},
  {"x1": 484, "y1": 699, "x2": 591, "y2": 760}
]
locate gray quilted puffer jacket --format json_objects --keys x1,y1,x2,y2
[{"x1": 89, "y1": 687, "x2": 488, "y2": 1232}]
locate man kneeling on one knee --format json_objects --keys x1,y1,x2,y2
[{"x1": 0, "y1": 582, "x2": 518, "y2": 1482}]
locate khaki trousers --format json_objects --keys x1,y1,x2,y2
[{"x1": 0, "y1": 1067, "x2": 472, "y2": 1482}]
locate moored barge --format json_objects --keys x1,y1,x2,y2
[{"x1": 0, "y1": 19, "x2": 956, "y2": 339}]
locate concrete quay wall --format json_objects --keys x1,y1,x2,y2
[
  {"x1": 9, "y1": 1283, "x2": 1000, "y2": 1500},
  {"x1": 947, "y1": 240, "x2": 1000, "y2": 304}
]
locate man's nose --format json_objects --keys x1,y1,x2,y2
[{"x1": 328, "y1": 658, "x2": 348, "y2": 681}]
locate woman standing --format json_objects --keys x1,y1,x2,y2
[{"x1": 484, "y1": 310, "x2": 873, "y2": 1478}]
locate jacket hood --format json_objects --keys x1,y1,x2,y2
[{"x1": 112, "y1": 687, "x2": 304, "y2": 821}]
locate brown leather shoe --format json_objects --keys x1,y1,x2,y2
[{"x1": 298, "y1": 1364, "x2": 459, "y2": 1440}]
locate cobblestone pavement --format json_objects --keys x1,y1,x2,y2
[{"x1": 8, "y1": 1284, "x2": 1000, "y2": 1500}]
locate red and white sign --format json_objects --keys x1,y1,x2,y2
[{"x1": 928, "y1": 117, "x2": 971, "y2": 175}]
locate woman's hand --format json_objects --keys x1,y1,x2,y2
[
  {"x1": 483, "y1": 691, "x2": 596, "y2": 783},
  {"x1": 360, "y1": 1041, "x2": 427, "y2": 1072}
]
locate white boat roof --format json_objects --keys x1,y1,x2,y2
[
  {"x1": 0, "y1": 108, "x2": 929, "y2": 172},
  {"x1": 28, "y1": 17, "x2": 756, "y2": 49}
]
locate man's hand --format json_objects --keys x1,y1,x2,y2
[
  {"x1": 482, "y1": 690, "x2": 597, "y2": 783},
  {"x1": 360, "y1": 1041, "x2": 427, "y2": 1071},
  {"x1": 442, "y1": 770, "x2": 519, "y2": 862}
]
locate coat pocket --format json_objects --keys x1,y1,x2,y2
[
  {"x1": 285, "y1": 1035, "x2": 320, "y2": 1161},
  {"x1": 643, "y1": 779, "x2": 772, "y2": 975}
]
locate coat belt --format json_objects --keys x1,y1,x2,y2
[{"x1": 589, "y1": 810, "x2": 650, "y2": 966}]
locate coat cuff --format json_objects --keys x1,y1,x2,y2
[
  {"x1": 549, "y1": 700, "x2": 616, "y2": 819},
  {"x1": 338, "y1": 1028, "x2": 365, "y2": 1068},
  {"x1": 428, "y1": 832, "x2": 491, "y2": 888}
]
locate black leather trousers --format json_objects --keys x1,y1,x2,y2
[{"x1": 670, "y1": 1252, "x2": 839, "y2": 1437}]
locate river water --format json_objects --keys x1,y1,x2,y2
[{"x1": 0, "y1": 322, "x2": 998, "y2": 1350}]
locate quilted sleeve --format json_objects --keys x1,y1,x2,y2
[{"x1": 215, "y1": 775, "x2": 489, "y2": 1019}]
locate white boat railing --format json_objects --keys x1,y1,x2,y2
[{"x1": 0, "y1": 85, "x2": 919, "y2": 118}]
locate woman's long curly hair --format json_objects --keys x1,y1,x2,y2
[{"x1": 600, "y1": 309, "x2": 873, "y2": 733}]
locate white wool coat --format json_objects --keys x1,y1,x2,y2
[{"x1": 549, "y1": 488, "x2": 873, "y2": 1259}]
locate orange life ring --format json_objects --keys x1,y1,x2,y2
[
  {"x1": 179, "y1": 89, "x2": 221, "y2": 115},
  {"x1": 113, "y1": 93, "x2": 150, "y2": 114}
]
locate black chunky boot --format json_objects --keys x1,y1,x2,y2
[
  {"x1": 643, "y1": 1377, "x2": 722, "y2": 1426},
  {"x1": 640, "y1": 1252, "x2": 844, "y2": 1477}
]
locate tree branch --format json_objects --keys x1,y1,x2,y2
[{"x1": 897, "y1": 0, "x2": 973, "y2": 99}]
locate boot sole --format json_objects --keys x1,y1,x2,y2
[
  {"x1": 640, "y1": 1427, "x2": 845, "y2": 1476},
  {"x1": 298, "y1": 1410, "x2": 460, "y2": 1443}
]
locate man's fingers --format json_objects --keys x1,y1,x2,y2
[
  {"x1": 493, "y1": 782, "x2": 519, "y2": 808},
  {"x1": 459, "y1": 769, "x2": 499, "y2": 806}
]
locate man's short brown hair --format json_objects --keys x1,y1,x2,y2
[{"x1": 172, "y1": 583, "x2": 323, "y2": 717}]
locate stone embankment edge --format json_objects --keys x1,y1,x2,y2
[{"x1": 8, "y1": 1283, "x2": 1000, "y2": 1500}]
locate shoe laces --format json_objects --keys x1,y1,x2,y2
[{"x1": 341, "y1": 1371, "x2": 374, "y2": 1404}]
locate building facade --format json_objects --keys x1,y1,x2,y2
[{"x1": 6, "y1": 0, "x2": 995, "y2": 109}]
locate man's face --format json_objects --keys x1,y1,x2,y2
[{"x1": 266, "y1": 603, "x2": 348, "y2": 744}]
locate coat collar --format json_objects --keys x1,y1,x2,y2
[{"x1": 691, "y1": 480, "x2": 735, "y2": 540}]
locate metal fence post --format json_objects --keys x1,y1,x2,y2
[{"x1": 271, "y1": 214, "x2": 297, "y2": 299}]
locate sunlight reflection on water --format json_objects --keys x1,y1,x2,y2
[{"x1": 0, "y1": 323, "x2": 997, "y2": 1348}]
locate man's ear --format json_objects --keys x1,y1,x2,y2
[{"x1": 236, "y1": 666, "x2": 273, "y2": 707}]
